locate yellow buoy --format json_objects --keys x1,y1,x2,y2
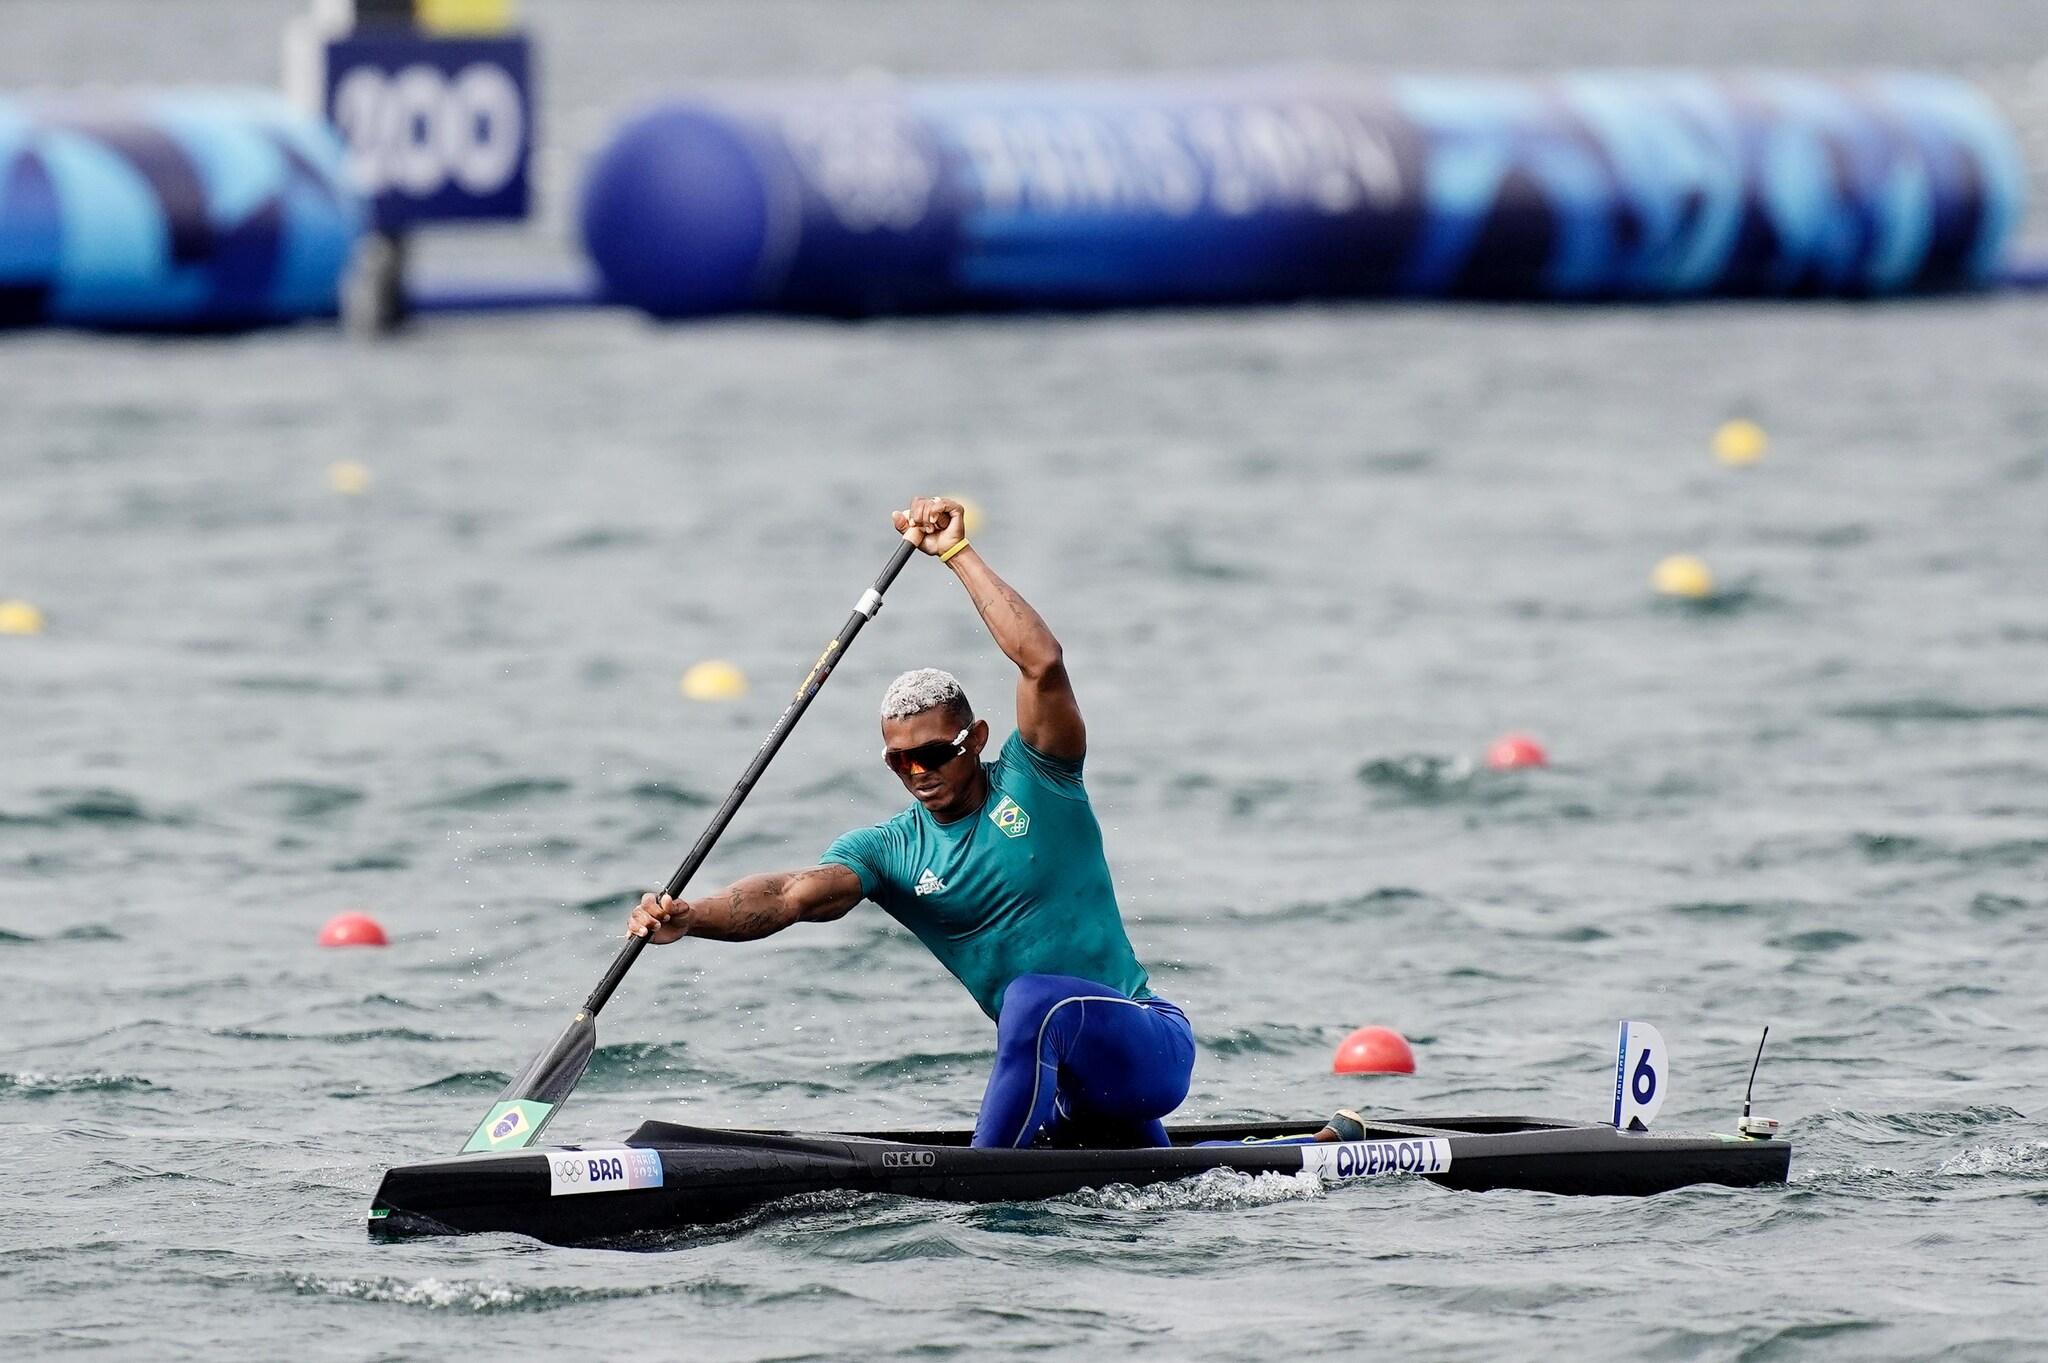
[
  {"x1": 0, "y1": 599, "x2": 46, "y2": 636},
  {"x1": 327, "y1": 460, "x2": 372, "y2": 495},
  {"x1": 416, "y1": 0, "x2": 515, "y2": 33},
  {"x1": 946, "y1": 494, "x2": 984, "y2": 537},
  {"x1": 1652, "y1": 554, "x2": 1716, "y2": 600},
  {"x1": 1712, "y1": 419, "x2": 1768, "y2": 467},
  {"x1": 680, "y1": 659, "x2": 749, "y2": 701}
]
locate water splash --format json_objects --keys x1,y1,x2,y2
[
  {"x1": 287, "y1": 1275, "x2": 658, "y2": 1312},
  {"x1": 1060, "y1": 1167, "x2": 1326, "y2": 1214},
  {"x1": 1, "y1": 1071, "x2": 157, "y2": 1097},
  {"x1": 1935, "y1": 1141, "x2": 2048, "y2": 1177}
]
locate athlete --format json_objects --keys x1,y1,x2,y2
[{"x1": 627, "y1": 496, "x2": 1196, "y2": 1149}]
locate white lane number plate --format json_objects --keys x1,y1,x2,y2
[
  {"x1": 546, "y1": 1147, "x2": 664, "y2": 1196},
  {"x1": 1300, "y1": 1137, "x2": 1452, "y2": 1180}
]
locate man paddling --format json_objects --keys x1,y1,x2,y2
[{"x1": 629, "y1": 496, "x2": 1195, "y2": 1149}]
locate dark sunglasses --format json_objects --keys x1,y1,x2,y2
[{"x1": 884, "y1": 727, "x2": 971, "y2": 776}]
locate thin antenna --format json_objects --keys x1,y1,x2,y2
[{"x1": 1742, "y1": 1026, "x2": 1770, "y2": 1122}]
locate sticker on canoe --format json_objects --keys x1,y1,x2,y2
[
  {"x1": 546, "y1": 1148, "x2": 664, "y2": 1197},
  {"x1": 1300, "y1": 1137, "x2": 1452, "y2": 1181}
]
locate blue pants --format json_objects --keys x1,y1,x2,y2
[{"x1": 971, "y1": 973, "x2": 1195, "y2": 1149}]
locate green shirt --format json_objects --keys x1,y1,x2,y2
[{"x1": 822, "y1": 731, "x2": 1152, "y2": 1020}]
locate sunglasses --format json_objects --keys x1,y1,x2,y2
[{"x1": 884, "y1": 727, "x2": 972, "y2": 777}]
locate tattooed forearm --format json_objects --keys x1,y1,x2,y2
[
  {"x1": 953, "y1": 556, "x2": 1062, "y2": 676},
  {"x1": 691, "y1": 874, "x2": 799, "y2": 941},
  {"x1": 683, "y1": 866, "x2": 862, "y2": 941}
]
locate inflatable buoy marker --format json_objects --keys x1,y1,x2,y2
[
  {"x1": 1713, "y1": 419, "x2": 1768, "y2": 467},
  {"x1": 1652, "y1": 554, "x2": 1716, "y2": 600},
  {"x1": 1334, "y1": 1026, "x2": 1416, "y2": 1075},
  {"x1": 328, "y1": 460, "x2": 372, "y2": 495},
  {"x1": 318, "y1": 912, "x2": 388, "y2": 947},
  {"x1": 945, "y1": 494, "x2": 984, "y2": 537},
  {"x1": 680, "y1": 659, "x2": 749, "y2": 701},
  {"x1": 416, "y1": 0, "x2": 514, "y2": 34},
  {"x1": 0, "y1": 600, "x2": 46, "y2": 636},
  {"x1": 1485, "y1": 733, "x2": 1548, "y2": 770}
]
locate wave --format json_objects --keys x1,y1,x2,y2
[
  {"x1": 350, "y1": 992, "x2": 432, "y2": 1012},
  {"x1": 331, "y1": 850, "x2": 412, "y2": 872},
  {"x1": 622, "y1": 780, "x2": 712, "y2": 807},
  {"x1": 725, "y1": 1078, "x2": 850, "y2": 1099},
  {"x1": 542, "y1": 525, "x2": 655, "y2": 555},
  {"x1": 0, "y1": 788, "x2": 176, "y2": 829},
  {"x1": 1060, "y1": 1166, "x2": 1325, "y2": 1213},
  {"x1": 1197, "y1": 1023, "x2": 1332, "y2": 1057},
  {"x1": 213, "y1": 1026, "x2": 451, "y2": 1044},
  {"x1": 419, "y1": 779, "x2": 571, "y2": 811},
  {"x1": 1767, "y1": 928, "x2": 1862, "y2": 952},
  {"x1": 1, "y1": 1071, "x2": 156, "y2": 1097},
  {"x1": 1542, "y1": 924, "x2": 1611, "y2": 943},
  {"x1": 1831, "y1": 698, "x2": 2048, "y2": 723},
  {"x1": 238, "y1": 780, "x2": 364, "y2": 820},
  {"x1": 1743, "y1": 832, "x2": 2048, "y2": 871},
  {"x1": 1666, "y1": 898, "x2": 1809, "y2": 920},
  {"x1": 401, "y1": 1070, "x2": 508, "y2": 1095},
  {"x1": 0, "y1": 925, "x2": 123, "y2": 945},
  {"x1": 1970, "y1": 893, "x2": 2037, "y2": 918},
  {"x1": 287, "y1": 1274, "x2": 662, "y2": 1312},
  {"x1": 228, "y1": 673, "x2": 406, "y2": 696},
  {"x1": 854, "y1": 1049, "x2": 991, "y2": 1081},
  {"x1": 1218, "y1": 886, "x2": 1435, "y2": 925},
  {"x1": 1855, "y1": 832, "x2": 2048, "y2": 868},
  {"x1": 602, "y1": 1189, "x2": 876, "y2": 1250},
  {"x1": 1355, "y1": 754, "x2": 1486, "y2": 804},
  {"x1": 1652, "y1": 583, "x2": 1771, "y2": 616},
  {"x1": 1934, "y1": 1140, "x2": 2048, "y2": 1177},
  {"x1": 582, "y1": 1040, "x2": 704, "y2": 1083},
  {"x1": 1808, "y1": 1104, "x2": 2027, "y2": 1143}
]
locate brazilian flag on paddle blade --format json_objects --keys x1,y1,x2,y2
[
  {"x1": 461, "y1": 1013, "x2": 596, "y2": 1152},
  {"x1": 465, "y1": 1099, "x2": 555, "y2": 1152}
]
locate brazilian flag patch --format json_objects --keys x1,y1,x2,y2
[{"x1": 990, "y1": 795, "x2": 1031, "y2": 838}]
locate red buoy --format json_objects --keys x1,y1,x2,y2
[
  {"x1": 318, "y1": 912, "x2": 388, "y2": 947},
  {"x1": 1485, "y1": 733, "x2": 1548, "y2": 770},
  {"x1": 1333, "y1": 1026, "x2": 1416, "y2": 1074}
]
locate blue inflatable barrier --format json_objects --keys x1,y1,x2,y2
[
  {"x1": 0, "y1": 91, "x2": 361, "y2": 329},
  {"x1": 580, "y1": 71, "x2": 2025, "y2": 317}
]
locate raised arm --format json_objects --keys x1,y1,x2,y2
[
  {"x1": 627, "y1": 863, "x2": 864, "y2": 945},
  {"x1": 894, "y1": 496, "x2": 1084, "y2": 762}
]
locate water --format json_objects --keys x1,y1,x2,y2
[{"x1": 5, "y1": 5, "x2": 2048, "y2": 1360}]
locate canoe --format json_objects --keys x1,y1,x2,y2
[{"x1": 368, "y1": 1112, "x2": 1791, "y2": 1247}]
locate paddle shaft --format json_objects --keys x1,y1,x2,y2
[{"x1": 580, "y1": 536, "x2": 921, "y2": 1018}]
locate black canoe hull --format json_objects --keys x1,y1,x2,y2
[{"x1": 369, "y1": 1113, "x2": 1792, "y2": 1247}]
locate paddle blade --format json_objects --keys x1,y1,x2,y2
[{"x1": 461, "y1": 1012, "x2": 597, "y2": 1153}]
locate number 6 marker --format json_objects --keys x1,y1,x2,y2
[{"x1": 1613, "y1": 1020, "x2": 1669, "y2": 1132}]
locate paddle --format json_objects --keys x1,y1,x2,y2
[{"x1": 461, "y1": 533, "x2": 924, "y2": 1153}]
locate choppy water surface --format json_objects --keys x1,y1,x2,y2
[{"x1": 5, "y1": 4, "x2": 2048, "y2": 1360}]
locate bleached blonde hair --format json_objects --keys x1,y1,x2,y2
[{"x1": 880, "y1": 668, "x2": 972, "y2": 725}]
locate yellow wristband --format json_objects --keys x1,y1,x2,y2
[{"x1": 938, "y1": 539, "x2": 971, "y2": 563}]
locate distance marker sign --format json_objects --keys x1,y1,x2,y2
[{"x1": 322, "y1": 31, "x2": 532, "y2": 227}]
